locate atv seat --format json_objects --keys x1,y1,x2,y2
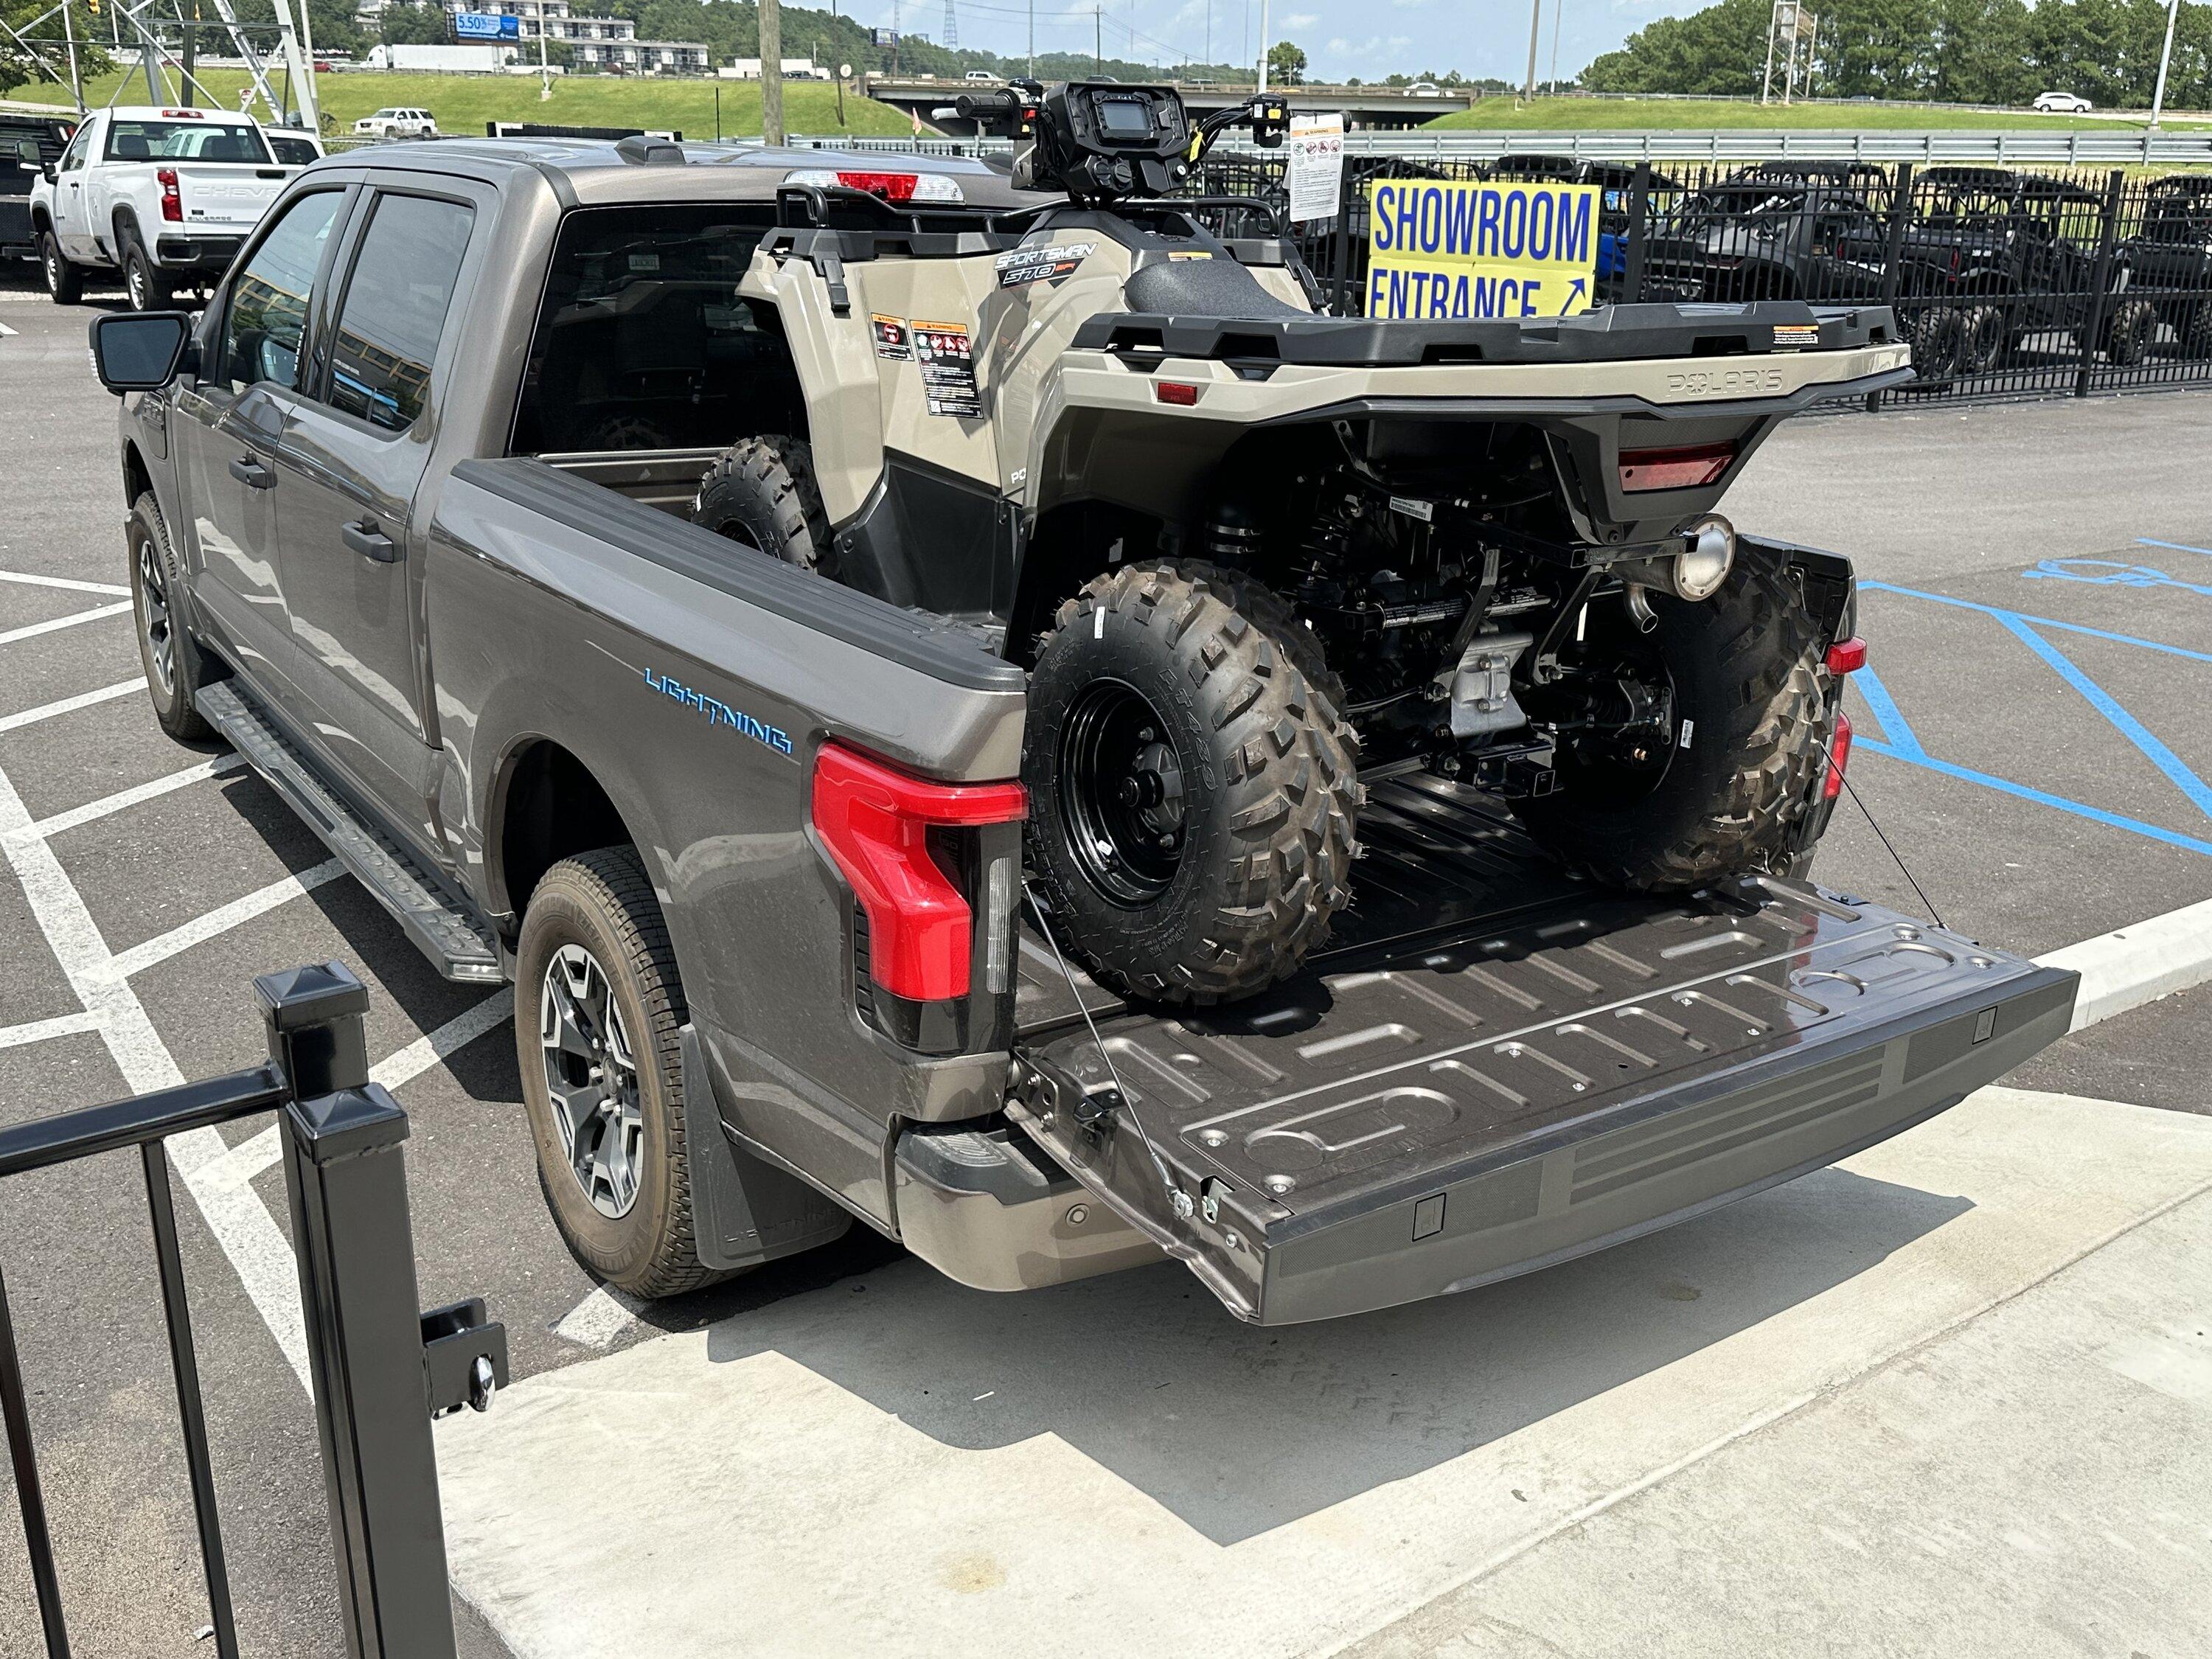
[{"x1": 1122, "y1": 254, "x2": 1310, "y2": 322}]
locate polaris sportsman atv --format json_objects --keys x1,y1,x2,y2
[{"x1": 692, "y1": 81, "x2": 1913, "y2": 1004}]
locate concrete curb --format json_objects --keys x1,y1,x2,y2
[{"x1": 2038, "y1": 895, "x2": 2212, "y2": 1032}]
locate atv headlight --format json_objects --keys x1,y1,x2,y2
[
  {"x1": 783, "y1": 167, "x2": 964, "y2": 204},
  {"x1": 1674, "y1": 515, "x2": 1736, "y2": 602}
]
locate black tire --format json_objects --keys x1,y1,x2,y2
[
  {"x1": 2183, "y1": 301, "x2": 2212, "y2": 361},
  {"x1": 1512, "y1": 546, "x2": 1829, "y2": 891},
  {"x1": 1958, "y1": 302, "x2": 2008, "y2": 374},
  {"x1": 40, "y1": 229, "x2": 83, "y2": 305},
  {"x1": 128, "y1": 493, "x2": 217, "y2": 742},
  {"x1": 692, "y1": 435, "x2": 834, "y2": 576},
  {"x1": 1908, "y1": 305, "x2": 1969, "y2": 379},
  {"x1": 515, "y1": 847, "x2": 734, "y2": 1299},
  {"x1": 1024, "y1": 560, "x2": 1362, "y2": 1005},
  {"x1": 2104, "y1": 297, "x2": 2157, "y2": 366},
  {"x1": 122, "y1": 233, "x2": 172, "y2": 313}
]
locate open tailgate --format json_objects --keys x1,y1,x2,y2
[{"x1": 1011, "y1": 776, "x2": 2076, "y2": 1325}]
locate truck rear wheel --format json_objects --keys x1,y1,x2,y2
[
  {"x1": 692, "y1": 435, "x2": 834, "y2": 577},
  {"x1": 122, "y1": 235, "x2": 173, "y2": 313},
  {"x1": 516, "y1": 847, "x2": 732, "y2": 1299},
  {"x1": 1512, "y1": 546, "x2": 1830, "y2": 891},
  {"x1": 1023, "y1": 561, "x2": 1362, "y2": 1005}
]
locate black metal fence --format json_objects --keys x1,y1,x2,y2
[
  {"x1": 0, "y1": 962, "x2": 507, "y2": 1659},
  {"x1": 1188, "y1": 153, "x2": 2212, "y2": 406}
]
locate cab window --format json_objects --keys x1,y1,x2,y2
[
  {"x1": 106, "y1": 119, "x2": 271, "y2": 164},
  {"x1": 219, "y1": 190, "x2": 344, "y2": 392},
  {"x1": 509, "y1": 203, "x2": 801, "y2": 455},
  {"x1": 324, "y1": 192, "x2": 474, "y2": 434},
  {"x1": 58, "y1": 125, "x2": 90, "y2": 172}
]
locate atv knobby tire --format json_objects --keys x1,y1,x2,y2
[
  {"x1": 692, "y1": 435, "x2": 834, "y2": 575},
  {"x1": 1512, "y1": 546, "x2": 1830, "y2": 891},
  {"x1": 1025, "y1": 561, "x2": 1362, "y2": 1005}
]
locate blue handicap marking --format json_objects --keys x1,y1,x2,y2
[
  {"x1": 2022, "y1": 557, "x2": 2212, "y2": 598},
  {"x1": 1852, "y1": 581, "x2": 2212, "y2": 858}
]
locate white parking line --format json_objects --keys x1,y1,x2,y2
[
  {"x1": 0, "y1": 754, "x2": 313, "y2": 1389},
  {"x1": 0, "y1": 570, "x2": 130, "y2": 598},
  {"x1": 0, "y1": 600, "x2": 134, "y2": 647},
  {"x1": 103, "y1": 858, "x2": 347, "y2": 982},
  {"x1": 0, "y1": 1009, "x2": 105, "y2": 1050},
  {"x1": 21, "y1": 753, "x2": 248, "y2": 842},
  {"x1": 552, "y1": 1285, "x2": 644, "y2": 1351},
  {"x1": 370, "y1": 988, "x2": 514, "y2": 1093},
  {"x1": 0, "y1": 677, "x2": 145, "y2": 734}
]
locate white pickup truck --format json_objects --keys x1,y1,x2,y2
[{"x1": 32, "y1": 106, "x2": 303, "y2": 310}]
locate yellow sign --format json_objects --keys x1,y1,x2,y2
[{"x1": 1366, "y1": 178, "x2": 1601, "y2": 321}]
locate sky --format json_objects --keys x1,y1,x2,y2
[{"x1": 861, "y1": 0, "x2": 1704, "y2": 86}]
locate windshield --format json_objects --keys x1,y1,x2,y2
[
  {"x1": 105, "y1": 119, "x2": 271, "y2": 164},
  {"x1": 1671, "y1": 186, "x2": 1809, "y2": 232}
]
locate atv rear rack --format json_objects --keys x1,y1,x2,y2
[{"x1": 1008, "y1": 776, "x2": 2076, "y2": 1325}]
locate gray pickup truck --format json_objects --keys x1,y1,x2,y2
[{"x1": 90, "y1": 137, "x2": 2076, "y2": 1325}]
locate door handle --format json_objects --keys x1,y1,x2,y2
[
  {"x1": 342, "y1": 518, "x2": 399, "y2": 563},
  {"x1": 229, "y1": 454, "x2": 275, "y2": 489}
]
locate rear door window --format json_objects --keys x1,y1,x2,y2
[
  {"x1": 509, "y1": 203, "x2": 799, "y2": 454},
  {"x1": 323, "y1": 192, "x2": 474, "y2": 434}
]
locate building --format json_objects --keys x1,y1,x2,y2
[
  {"x1": 349, "y1": 1, "x2": 711, "y2": 73},
  {"x1": 723, "y1": 57, "x2": 832, "y2": 80}
]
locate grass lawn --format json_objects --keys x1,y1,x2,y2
[
  {"x1": 1425, "y1": 96, "x2": 2212, "y2": 131},
  {"x1": 7, "y1": 68, "x2": 915, "y2": 139}
]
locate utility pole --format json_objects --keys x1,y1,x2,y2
[
  {"x1": 181, "y1": 1, "x2": 196, "y2": 107},
  {"x1": 1204, "y1": 0, "x2": 1210, "y2": 73},
  {"x1": 1548, "y1": 0, "x2": 1562, "y2": 94},
  {"x1": 1027, "y1": 0, "x2": 1034, "y2": 79},
  {"x1": 1761, "y1": 1, "x2": 1778, "y2": 104},
  {"x1": 2151, "y1": 0, "x2": 2180, "y2": 128},
  {"x1": 1522, "y1": 0, "x2": 1540, "y2": 100},
  {"x1": 832, "y1": 0, "x2": 846, "y2": 126},
  {"x1": 761, "y1": 0, "x2": 785, "y2": 143},
  {"x1": 1257, "y1": 0, "x2": 1269, "y2": 88},
  {"x1": 61, "y1": 0, "x2": 84, "y2": 115},
  {"x1": 1094, "y1": 5, "x2": 1100, "y2": 73}
]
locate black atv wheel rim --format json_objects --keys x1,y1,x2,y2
[{"x1": 1058, "y1": 678, "x2": 1186, "y2": 908}]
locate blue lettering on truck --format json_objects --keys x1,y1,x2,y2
[{"x1": 642, "y1": 667, "x2": 795, "y2": 756}]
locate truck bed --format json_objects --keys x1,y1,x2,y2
[{"x1": 1009, "y1": 774, "x2": 2076, "y2": 1324}]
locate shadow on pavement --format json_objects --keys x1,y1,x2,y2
[{"x1": 700, "y1": 1164, "x2": 1969, "y2": 1545}]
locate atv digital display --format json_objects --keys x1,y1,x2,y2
[{"x1": 1093, "y1": 95, "x2": 1156, "y2": 141}]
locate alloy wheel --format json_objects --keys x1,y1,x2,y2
[
  {"x1": 539, "y1": 942, "x2": 646, "y2": 1219},
  {"x1": 135, "y1": 532, "x2": 174, "y2": 698}
]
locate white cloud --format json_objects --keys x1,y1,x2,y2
[{"x1": 1284, "y1": 11, "x2": 1321, "y2": 26}]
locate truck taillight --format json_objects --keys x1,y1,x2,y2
[
  {"x1": 156, "y1": 166, "x2": 182, "y2": 222},
  {"x1": 811, "y1": 742, "x2": 1026, "y2": 1006},
  {"x1": 1618, "y1": 442, "x2": 1734, "y2": 493},
  {"x1": 781, "y1": 167, "x2": 964, "y2": 204},
  {"x1": 1824, "y1": 636, "x2": 1868, "y2": 675},
  {"x1": 1825, "y1": 709, "x2": 1853, "y2": 800}
]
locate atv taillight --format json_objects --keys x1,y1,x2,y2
[
  {"x1": 811, "y1": 741, "x2": 1025, "y2": 1004},
  {"x1": 1618, "y1": 442, "x2": 1735, "y2": 493},
  {"x1": 156, "y1": 167, "x2": 182, "y2": 223},
  {"x1": 1155, "y1": 381, "x2": 1200, "y2": 406},
  {"x1": 1825, "y1": 636, "x2": 1868, "y2": 675},
  {"x1": 1825, "y1": 710, "x2": 1854, "y2": 800}
]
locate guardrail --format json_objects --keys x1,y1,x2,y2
[{"x1": 0, "y1": 962, "x2": 507, "y2": 1659}]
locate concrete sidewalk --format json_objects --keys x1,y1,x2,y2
[{"x1": 434, "y1": 1085, "x2": 2212, "y2": 1659}]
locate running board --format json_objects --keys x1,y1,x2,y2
[{"x1": 198, "y1": 682, "x2": 504, "y2": 984}]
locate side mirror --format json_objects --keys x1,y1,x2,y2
[
  {"x1": 88, "y1": 310, "x2": 195, "y2": 395},
  {"x1": 41, "y1": 161, "x2": 58, "y2": 183}
]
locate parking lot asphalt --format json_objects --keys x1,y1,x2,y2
[{"x1": 1, "y1": 266, "x2": 2209, "y2": 1656}]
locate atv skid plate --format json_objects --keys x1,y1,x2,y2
[{"x1": 1009, "y1": 776, "x2": 2076, "y2": 1325}]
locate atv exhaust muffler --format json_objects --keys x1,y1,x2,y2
[{"x1": 1617, "y1": 515, "x2": 1736, "y2": 631}]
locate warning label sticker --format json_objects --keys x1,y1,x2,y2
[
  {"x1": 995, "y1": 241, "x2": 1095, "y2": 290},
  {"x1": 1772, "y1": 323, "x2": 1821, "y2": 350},
  {"x1": 871, "y1": 314, "x2": 912, "y2": 360},
  {"x1": 914, "y1": 321, "x2": 981, "y2": 418}
]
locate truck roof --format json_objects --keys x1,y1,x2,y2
[
  {"x1": 338, "y1": 138, "x2": 1040, "y2": 211},
  {"x1": 102, "y1": 104, "x2": 261, "y2": 125}
]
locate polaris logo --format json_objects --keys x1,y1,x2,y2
[
  {"x1": 1665, "y1": 366, "x2": 1785, "y2": 397},
  {"x1": 642, "y1": 667, "x2": 794, "y2": 756}
]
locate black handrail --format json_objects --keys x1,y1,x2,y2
[{"x1": 0, "y1": 961, "x2": 507, "y2": 1659}]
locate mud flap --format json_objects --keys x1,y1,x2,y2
[{"x1": 679, "y1": 1024, "x2": 855, "y2": 1272}]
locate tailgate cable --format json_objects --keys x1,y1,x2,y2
[
  {"x1": 1021, "y1": 881, "x2": 1193, "y2": 1218},
  {"x1": 1817, "y1": 735, "x2": 1949, "y2": 931}
]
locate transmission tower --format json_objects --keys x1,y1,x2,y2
[{"x1": 943, "y1": 0, "x2": 957, "y2": 49}]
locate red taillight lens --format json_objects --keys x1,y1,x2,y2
[
  {"x1": 1155, "y1": 381, "x2": 1200, "y2": 406},
  {"x1": 810, "y1": 742, "x2": 1026, "y2": 1003},
  {"x1": 1825, "y1": 636, "x2": 1868, "y2": 675},
  {"x1": 1617, "y1": 442, "x2": 1735, "y2": 493},
  {"x1": 1824, "y1": 710, "x2": 1853, "y2": 800},
  {"x1": 836, "y1": 170, "x2": 918, "y2": 201},
  {"x1": 156, "y1": 166, "x2": 182, "y2": 222}
]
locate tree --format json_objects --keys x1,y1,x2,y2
[
  {"x1": 378, "y1": 1, "x2": 451, "y2": 46},
  {"x1": 1266, "y1": 38, "x2": 1306, "y2": 86},
  {"x1": 1, "y1": 0, "x2": 113, "y2": 97}
]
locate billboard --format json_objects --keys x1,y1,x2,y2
[
  {"x1": 1365, "y1": 178, "x2": 1601, "y2": 320},
  {"x1": 454, "y1": 11, "x2": 521, "y2": 40}
]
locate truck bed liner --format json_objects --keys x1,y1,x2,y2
[{"x1": 1011, "y1": 776, "x2": 2076, "y2": 1324}]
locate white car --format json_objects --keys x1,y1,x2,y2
[
  {"x1": 353, "y1": 107, "x2": 439, "y2": 139},
  {"x1": 29, "y1": 106, "x2": 305, "y2": 309},
  {"x1": 2033, "y1": 91, "x2": 2093, "y2": 114},
  {"x1": 963, "y1": 71, "x2": 1000, "y2": 83}
]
